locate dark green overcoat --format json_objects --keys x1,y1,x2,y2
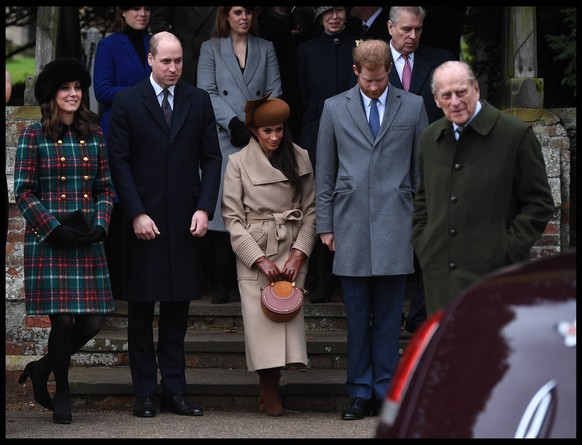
[{"x1": 412, "y1": 100, "x2": 555, "y2": 315}]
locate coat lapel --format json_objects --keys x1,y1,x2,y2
[
  {"x1": 240, "y1": 139, "x2": 288, "y2": 184},
  {"x1": 219, "y1": 37, "x2": 252, "y2": 98},
  {"x1": 345, "y1": 86, "x2": 375, "y2": 146}
]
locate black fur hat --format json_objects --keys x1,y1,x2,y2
[{"x1": 34, "y1": 58, "x2": 92, "y2": 105}]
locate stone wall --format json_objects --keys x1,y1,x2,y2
[{"x1": 4, "y1": 105, "x2": 576, "y2": 362}]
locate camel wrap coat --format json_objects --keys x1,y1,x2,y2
[{"x1": 221, "y1": 138, "x2": 316, "y2": 371}]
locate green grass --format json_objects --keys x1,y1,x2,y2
[{"x1": 6, "y1": 57, "x2": 36, "y2": 85}]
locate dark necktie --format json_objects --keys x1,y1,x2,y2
[
  {"x1": 162, "y1": 89, "x2": 172, "y2": 129},
  {"x1": 361, "y1": 23, "x2": 369, "y2": 38},
  {"x1": 455, "y1": 125, "x2": 465, "y2": 140},
  {"x1": 369, "y1": 99, "x2": 380, "y2": 138}
]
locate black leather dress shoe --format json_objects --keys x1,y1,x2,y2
[
  {"x1": 133, "y1": 396, "x2": 156, "y2": 417},
  {"x1": 341, "y1": 397, "x2": 371, "y2": 420},
  {"x1": 160, "y1": 395, "x2": 203, "y2": 416}
]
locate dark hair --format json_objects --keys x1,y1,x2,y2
[
  {"x1": 40, "y1": 96, "x2": 100, "y2": 142},
  {"x1": 212, "y1": 6, "x2": 259, "y2": 38},
  {"x1": 114, "y1": 6, "x2": 151, "y2": 33},
  {"x1": 256, "y1": 122, "x2": 302, "y2": 192}
]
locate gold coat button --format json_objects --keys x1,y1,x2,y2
[
  {"x1": 60, "y1": 157, "x2": 66, "y2": 162},
  {"x1": 83, "y1": 156, "x2": 89, "y2": 162},
  {"x1": 83, "y1": 175, "x2": 89, "y2": 181},
  {"x1": 60, "y1": 176, "x2": 67, "y2": 182},
  {"x1": 83, "y1": 194, "x2": 89, "y2": 199},
  {"x1": 60, "y1": 194, "x2": 67, "y2": 199},
  {"x1": 80, "y1": 140, "x2": 85, "y2": 144},
  {"x1": 57, "y1": 140, "x2": 63, "y2": 144}
]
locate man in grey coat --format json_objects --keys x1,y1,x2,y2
[
  {"x1": 316, "y1": 39, "x2": 428, "y2": 420},
  {"x1": 412, "y1": 61, "x2": 554, "y2": 316}
]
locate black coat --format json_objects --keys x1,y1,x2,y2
[
  {"x1": 108, "y1": 78, "x2": 222, "y2": 301},
  {"x1": 296, "y1": 28, "x2": 358, "y2": 168},
  {"x1": 389, "y1": 44, "x2": 455, "y2": 123}
]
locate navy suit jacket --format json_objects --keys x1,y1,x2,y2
[{"x1": 389, "y1": 44, "x2": 455, "y2": 123}]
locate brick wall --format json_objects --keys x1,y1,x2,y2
[{"x1": 4, "y1": 105, "x2": 576, "y2": 366}]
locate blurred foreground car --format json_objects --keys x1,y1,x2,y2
[{"x1": 377, "y1": 249, "x2": 576, "y2": 439}]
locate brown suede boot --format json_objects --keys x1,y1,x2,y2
[
  {"x1": 258, "y1": 368, "x2": 285, "y2": 417},
  {"x1": 256, "y1": 371, "x2": 265, "y2": 412}
]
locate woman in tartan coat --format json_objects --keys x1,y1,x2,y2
[{"x1": 13, "y1": 58, "x2": 115, "y2": 424}]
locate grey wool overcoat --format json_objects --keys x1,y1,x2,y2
[
  {"x1": 197, "y1": 34, "x2": 282, "y2": 232},
  {"x1": 221, "y1": 138, "x2": 316, "y2": 371},
  {"x1": 316, "y1": 84, "x2": 428, "y2": 277}
]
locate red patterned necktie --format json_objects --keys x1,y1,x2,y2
[{"x1": 402, "y1": 55, "x2": 412, "y2": 92}]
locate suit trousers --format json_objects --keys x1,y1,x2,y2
[
  {"x1": 128, "y1": 300, "x2": 190, "y2": 398},
  {"x1": 340, "y1": 275, "x2": 405, "y2": 401}
]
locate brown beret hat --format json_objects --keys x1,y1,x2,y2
[{"x1": 244, "y1": 92, "x2": 290, "y2": 127}]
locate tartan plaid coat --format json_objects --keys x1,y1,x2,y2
[{"x1": 13, "y1": 123, "x2": 115, "y2": 315}]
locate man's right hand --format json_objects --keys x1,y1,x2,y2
[{"x1": 133, "y1": 213, "x2": 161, "y2": 241}]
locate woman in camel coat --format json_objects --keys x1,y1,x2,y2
[{"x1": 221, "y1": 94, "x2": 316, "y2": 416}]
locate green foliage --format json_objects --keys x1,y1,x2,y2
[
  {"x1": 546, "y1": 7, "x2": 576, "y2": 97},
  {"x1": 5, "y1": 57, "x2": 35, "y2": 85}
]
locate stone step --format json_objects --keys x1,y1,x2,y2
[
  {"x1": 103, "y1": 298, "x2": 348, "y2": 332},
  {"x1": 74, "y1": 329, "x2": 412, "y2": 370},
  {"x1": 66, "y1": 367, "x2": 351, "y2": 412}
]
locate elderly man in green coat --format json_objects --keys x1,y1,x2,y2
[{"x1": 412, "y1": 61, "x2": 555, "y2": 316}]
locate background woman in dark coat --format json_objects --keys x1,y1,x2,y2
[
  {"x1": 14, "y1": 58, "x2": 115, "y2": 424},
  {"x1": 93, "y1": 6, "x2": 152, "y2": 300},
  {"x1": 296, "y1": 6, "x2": 358, "y2": 303}
]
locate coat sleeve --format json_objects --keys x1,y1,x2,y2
[
  {"x1": 506, "y1": 126, "x2": 555, "y2": 261},
  {"x1": 292, "y1": 148, "x2": 316, "y2": 257},
  {"x1": 221, "y1": 154, "x2": 266, "y2": 268},
  {"x1": 314, "y1": 99, "x2": 338, "y2": 235}
]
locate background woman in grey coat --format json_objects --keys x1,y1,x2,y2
[
  {"x1": 221, "y1": 94, "x2": 316, "y2": 416},
  {"x1": 198, "y1": 6, "x2": 282, "y2": 304}
]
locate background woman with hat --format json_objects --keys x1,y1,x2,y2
[
  {"x1": 296, "y1": 6, "x2": 358, "y2": 304},
  {"x1": 14, "y1": 58, "x2": 115, "y2": 424},
  {"x1": 221, "y1": 93, "x2": 316, "y2": 416}
]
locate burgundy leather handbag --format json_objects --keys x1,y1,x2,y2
[{"x1": 260, "y1": 281, "x2": 305, "y2": 322}]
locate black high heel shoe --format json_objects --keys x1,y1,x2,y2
[
  {"x1": 18, "y1": 361, "x2": 53, "y2": 410},
  {"x1": 52, "y1": 391, "x2": 72, "y2": 424}
]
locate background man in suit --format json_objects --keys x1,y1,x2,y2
[
  {"x1": 150, "y1": 7, "x2": 217, "y2": 85},
  {"x1": 349, "y1": 5, "x2": 391, "y2": 41},
  {"x1": 413, "y1": 61, "x2": 554, "y2": 315},
  {"x1": 387, "y1": 6, "x2": 456, "y2": 334},
  {"x1": 316, "y1": 39, "x2": 428, "y2": 420},
  {"x1": 108, "y1": 32, "x2": 222, "y2": 418}
]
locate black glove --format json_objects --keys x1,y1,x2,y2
[
  {"x1": 47, "y1": 225, "x2": 83, "y2": 246},
  {"x1": 255, "y1": 256, "x2": 281, "y2": 283},
  {"x1": 78, "y1": 226, "x2": 107, "y2": 246},
  {"x1": 228, "y1": 117, "x2": 251, "y2": 147}
]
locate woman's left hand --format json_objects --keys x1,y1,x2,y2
[{"x1": 281, "y1": 248, "x2": 307, "y2": 282}]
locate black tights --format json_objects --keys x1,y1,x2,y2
[{"x1": 39, "y1": 314, "x2": 102, "y2": 398}]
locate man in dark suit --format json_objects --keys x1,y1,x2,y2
[
  {"x1": 387, "y1": 6, "x2": 456, "y2": 334},
  {"x1": 150, "y1": 7, "x2": 216, "y2": 85},
  {"x1": 349, "y1": 5, "x2": 391, "y2": 41},
  {"x1": 316, "y1": 39, "x2": 428, "y2": 420},
  {"x1": 108, "y1": 31, "x2": 222, "y2": 418}
]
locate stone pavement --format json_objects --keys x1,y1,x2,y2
[{"x1": 5, "y1": 405, "x2": 379, "y2": 440}]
